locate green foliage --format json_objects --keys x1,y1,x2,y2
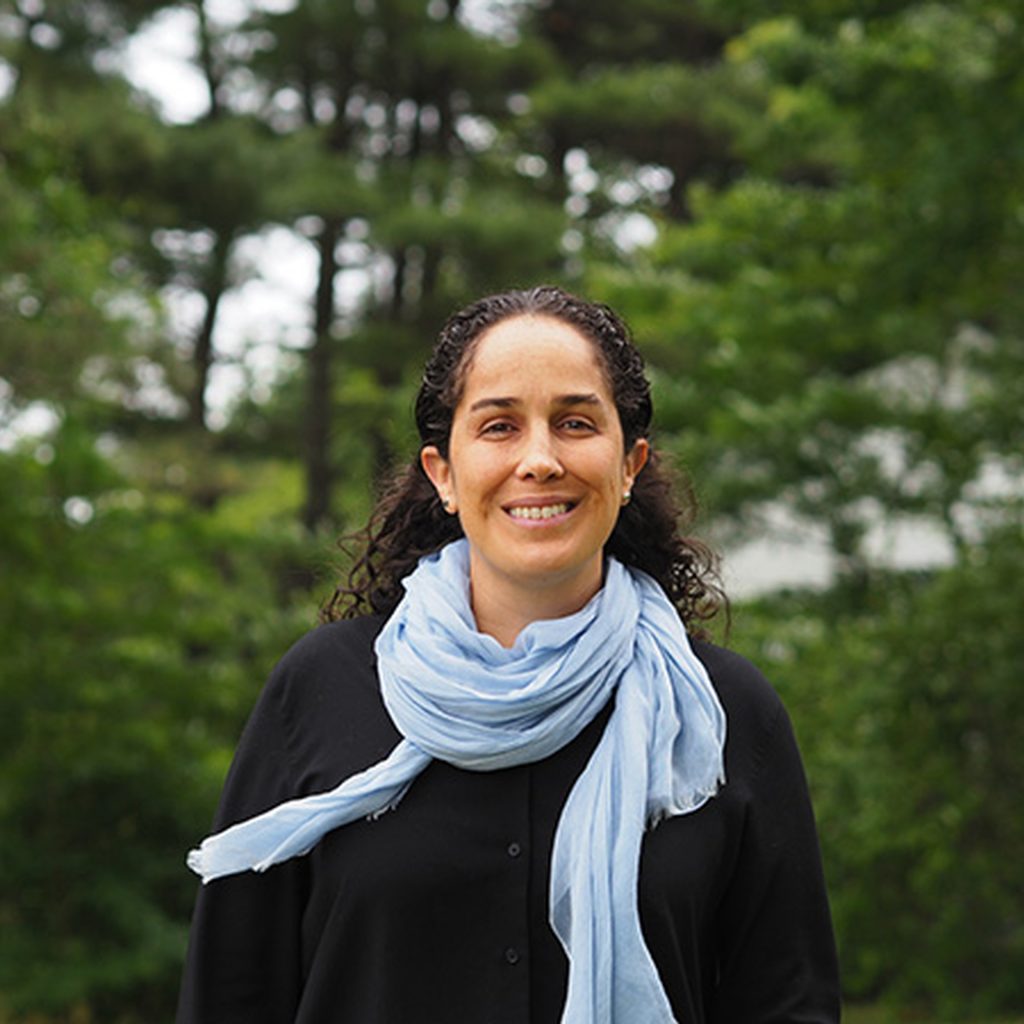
[
  {"x1": 734, "y1": 526, "x2": 1024, "y2": 1016},
  {"x1": 0, "y1": 425, "x2": 315, "y2": 1021},
  {"x1": 586, "y1": 0, "x2": 1024, "y2": 569},
  {"x1": 3, "y1": 0, "x2": 1024, "y2": 1018},
  {"x1": 0, "y1": 105, "x2": 142, "y2": 410}
]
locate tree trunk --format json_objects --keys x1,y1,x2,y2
[
  {"x1": 303, "y1": 219, "x2": 340, "y2": 531},
  {"x1": 194, "y1": 0, "x2": 224, "y2": 119},
  {"x1": 188, "y1": 230, "x2": 231, "y2": 430}
]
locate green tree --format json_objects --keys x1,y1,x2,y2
[
  {"x1": 0, "y1": 421, "x2": 314, "y2": 1020},
  {"x1": 734, "y1": 524, "x2": 1024, "y2": 1015},
  {"x1": 232, "y1": 0, "x2": 567, "y2": 529},
  {"x1": 590, "y1": 3, "x2": 1024, "y2": 575},
  {"x1": 1, "y1": 2, "x2": 190, "y2": 434},
  {"x1": 0, "y1": 7, "x2": 318, "y2": 1019}
]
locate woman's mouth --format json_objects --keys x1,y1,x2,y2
[{"x1": 506, "y1": 502, "x2": 574, "y2": 521}]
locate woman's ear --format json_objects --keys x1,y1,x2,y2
[
  {"x1": 623, "y1": 438, "x2": 650, "y2": 494},
  {"x1": 421, "y1": 446, "x2": 456, "y2": 513}
]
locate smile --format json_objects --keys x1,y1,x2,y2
[{"x1": 506, "y1": 502, "x2": 573, "y2": 520}]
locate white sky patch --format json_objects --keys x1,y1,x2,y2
[
  {"x1": 861, "y1": 517, "x2": 954, "y2": 571},
  {"x1": 117, "y1": 7, "x2": 207, "y2": 123},
  {"x1": 221, "y1": 227, "x2": 318, "y2": 353},
  {"x1": 565, "y1": 148, "x2": 599, "y2": 194},
  {"x1": 615, "y1": 212, "x2": 658, "y2": 252},
  {"x1": 115, "y1": 0, "x2": 297, "y2": 123},
  {"x1": 166, "y1": 226, "x2": 318, "y2": 420},
  {"x1": 0, "y1": 400, "x2": 61, "y2": 451},
  {"x1": 113, "y1": 4, "x2": 346, "y2": 428},
  {"x1": 0, "y1": 59, "x2": 15, "y2": 101},
  {"x1": 724, "y1": 534, "x2": 835, "y2": 598},
  {"x1": 63, "y1": 495, "x2": 95, "y2": 525},
  {"x1": 721, "y1": 500, "x2": 959, "y2": 598},
  {"x1": 718, "y1": 505, "x2": 834, "y2": 598}
]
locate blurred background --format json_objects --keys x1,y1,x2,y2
[{"x1": 1, "y1": 0, "x2": 1022, "y2": 1020}]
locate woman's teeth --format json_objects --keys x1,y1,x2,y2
[{"x1": 508, "y1": 503, "x2": 569, "y2": 520}]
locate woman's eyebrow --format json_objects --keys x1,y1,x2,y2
[
  {"x1": 468, "y1": 396, "x2": 517, "y2": 412},
  {"x1": 555, "y1": 393, "x2": 602, "y2": 408},
  {"x1": 468, "y1": 393, "x2": 602, "y2": 413}
]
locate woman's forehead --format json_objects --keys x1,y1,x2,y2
[{"x1": 458, "y1": 315, "x2": 609, "y2": 395}]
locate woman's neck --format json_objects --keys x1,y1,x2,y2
[{"x1": 469, "y1": 566, "x2": 603, "y2": 648}]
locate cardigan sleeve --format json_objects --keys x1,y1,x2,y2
[
  {"x1": 176, "y1": 666, "x2": 309, "y2": 1024},
  {"x1": 709, "y1": 693, "x2": 841, "y2": 1023}
]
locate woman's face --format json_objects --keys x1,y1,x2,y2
[{"x1": 422, "y1": 314, "x2": 648, "y2": 618}]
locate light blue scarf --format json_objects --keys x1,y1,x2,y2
[{"x1": 187, "y1": 539, "x2": 726, "y2": 1023}]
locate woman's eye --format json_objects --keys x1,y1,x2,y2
[
  {"x1": 481, "y1": 421, "x2": 515, "y2": 436},
  {"x1": 561, "y1": 418, "x2": 595, "y2": 432}
]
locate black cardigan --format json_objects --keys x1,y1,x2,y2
[{"x1": 177, "y1": 615, "x2": 840, "y2": 1023}]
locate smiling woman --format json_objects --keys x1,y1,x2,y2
[
  {"x1": 178, "y1": 286, "x2": 840, "y2": 1024},
  {"x1": 420, "y1": 315, "x2": 649, "y2": 645},
  {"x1": 329, "y1": 286, "x2": 722, "y2": 633}
]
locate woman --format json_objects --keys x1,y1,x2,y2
[{"x1": 178, "y1": 286, "x2": 840, "y2": 1023}]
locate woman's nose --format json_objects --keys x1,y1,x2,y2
[{"x1": 516, "y1": 428, "x2": 564, "y2": 480}]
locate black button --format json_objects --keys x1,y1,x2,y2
[
  {"x1": 507, "y1": 842, "x2": 522, "y2": 858},
  {"x1": 504, "y1": 947, "x2": 521, "y2": 965}
]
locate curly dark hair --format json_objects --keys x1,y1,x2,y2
[{"x1": 323, "y1": 285, "x2": 725, "y2": 632}]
